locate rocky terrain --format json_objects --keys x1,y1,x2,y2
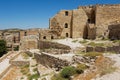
[{"x1": 0, "y1": 38, "x2": 119, "y2": 80}]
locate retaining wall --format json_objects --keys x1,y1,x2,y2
[
  {"x1": 86, "y1": 46, "x2": 120, "y2": 53},
  {"x1": 9, "y1": 61, "x2": 29, "y2": 66},
  {"x1": 34, "y1": 52, "x2": 70, "y2": 70}
]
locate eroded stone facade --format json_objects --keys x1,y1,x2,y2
[
  {"x1": 50, "y1": 4, "x2": 120, "y2": 40},
  {"x1": 1, "y1": 4, "x2": 120, "y2": 51}
]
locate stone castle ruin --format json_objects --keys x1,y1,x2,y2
[
  {"x1": 0, "y1": 4, "x2": 120, "y2": 50},
  {"x1": 50, "y1": 4, "x2": 120, "y2": 40}
]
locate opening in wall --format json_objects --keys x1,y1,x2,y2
[
  {"x1": 24, "y1": 32, "x2": 27, "y2": 36},
  {"x1": 51, "y1": 36, "x2": 54, "y2": 39},
  {"x1": 43, "y1": 36, "x2": 46, "y2": 39},
  {"x1": 66, "y1": 33, "x2": 69, "y2": 37},
  {"x1": 65, "y1": 11, "x2": 68, "y2": 16},
  {"x1": 65, "y1": 23, "x2": 68, "y2": 28}
]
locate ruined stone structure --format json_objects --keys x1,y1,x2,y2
[
  {"x1": 1, "y1": 4, "x2": 120, "y2": 50},
  {"x1": 50, "y1": 4, "x2": 120, "y2": 40},
  {"x1": 34, "y1": 52, "x2": 70, "y2": 70},
  {"x1": 19, "y1": 35, "x2": 39, "y2": 50}
]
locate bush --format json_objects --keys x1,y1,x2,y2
[
  {"x1": 72, "y1": 40, "x2": 78, "y2": 43},
  {"x1": 76, "y1": 64, "x2": 88, "y2": 74},
  {"x1": 60, "y1": 66, "x2": 76, "y2": 78},
  {"x1": 88, "y1": 42, "x2": 104, "y2": 47},
  {"x1": 79, "y1": 40, "x2": 88, "y2": 44},
  {"x1": 0, "y1": 40, "x2": 7, "y2": 57},
  {"x1": 51, "y1": 74, "x2": 68, "y2": 80},
  {"x1": 33, "y1": 68, "x2": 37, "y2": 72},
  {"x1": 28, "y1": 73, "x2": 39, "y2": 80}
]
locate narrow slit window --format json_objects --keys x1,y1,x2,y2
[{"x1": 65, "y1": 11, "x2": 68, "y2": 16}]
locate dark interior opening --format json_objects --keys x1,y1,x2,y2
[
  {"x1": 24, "y1": 32, "x2": 27, "y2": 36},
  {"x1": 65, "y1": 23, "x2": 68, "y2": 28},
  {"x1": 51, "y1": 36, "x2": 54, "y2": 39},
  {"x1": 66, "y1": 33, "x2": 69, "y2": 37},
  {"x1": 65, "y1": 11, "x2": 68, "y2": 16},
  {"x1": 43, "y1": 36, "x2": 46, "y2": 39}
]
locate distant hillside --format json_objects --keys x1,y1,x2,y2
[{"x1": 1, "y1": 28, "x2": 24, "y2": 33}]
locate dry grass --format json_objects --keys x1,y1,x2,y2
[
  {"x1": 2, "y1": 66, "x2": 22, "y2": 80},
  {"x1": 73, "y1": 55, "x2": 116, "y2": 80}
]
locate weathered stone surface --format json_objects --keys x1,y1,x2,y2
[
  {"x1": 95, "y1": 46, "x2": 106, "y2": 52},
  {"x1": 86, "y1": 45, "x2": 120, "y2": 53},
  {"x1": 86, "y1": 46, "x2": 94, "y2": 52},
  {"x1": 9, "y1": 61, "x2": 29, "y2": 66},
  {"x1": 34, "y1": 52, "x2": 70, "y2": 70},
  {"x1": 39, "y1": 41, "x2": 71, "y2": 50}
]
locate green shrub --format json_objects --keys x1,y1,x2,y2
[
  {"x1": 28, "y1": 73, "x2": 39, "y2": 80},
  {"x1": 60, "y1": 66, "x2": 76, "y2": 78},
  {"x1": 0, "y1": 40, "x2": 7, "y2": 57},
  {"x1": 88, "y1": 42, "x2": 104, "y2": 47},
  {"x1": 33, "y1": 68, "x2": 37, "y2": 72},
  {"x1": 113, "y1": 40, "x2": 120, "y2": 44},
  {"x1": 51, "y1": 74, "x2": 68, "y2": 80},
  {"x1": 76, "y1": 64, "x2": 88, "y2": 74},
  {"x1": 72, "y1": 40, "x2": 78, "y2": 43},
  {"x1": 79, "y1": 40, "x2": 88, "y2": 44}
]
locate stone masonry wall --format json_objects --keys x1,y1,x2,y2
[
  {"x1": 34, "y1": 52, "x2": 70, "y2": 70},
  {"x1": 72, "y1": 8, "x2": 88, "y2": 38},
  {"x1": 96, "y1": 4, "x2": 120, "y2": 36},
  {"x1": 39, "y1": 41, "x2": 71, "y2": 50},
  {"x1": 86, "y1": 46, "x2": 120, "y2": 53},
  {"x1": 50, "y1": 10, "x2": 72, "y2": 38}
]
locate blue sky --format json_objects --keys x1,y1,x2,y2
[{"x1": 0, "y1": 0, "x2": 120, "y2": 29}]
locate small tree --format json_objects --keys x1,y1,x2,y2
[
  {"x1": 60, "y1": 66, "x2": 76, "y2": 78},
  {"x1": 0, "y1": 40, "x2": 7, "y2": 57}
]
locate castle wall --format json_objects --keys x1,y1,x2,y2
[
  {"x1": 72, "y1": 8, "x2": 88, "y2": 38},
  {"x1": 39, "y1": 29, "x2": 58, "y2": 40},
  {"x1": 96, "y1": 4, "x2": 120, "y2": 36},
  {"x1": 50, "y1": 10, "x2": 72, "y2": 38},
  {"x1": 20, "y1": 35, "x2": 38, "y2": 50}
]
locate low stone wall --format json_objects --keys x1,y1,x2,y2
[
  {"x1": 34, "y1": 52, "x2": 70, "y2": 71},
  {"x1": 41, "y1": 49, "x2": 70, "y2": 54},
  {"x1": 86, "y1": 46, "x2": 120, "y2": 53},
  {"x1": 39, "y1": 41, "x2": 71, "y2": 50},
  {"x1": 9, "y1": 61, "x2": 29, "y2": 66}
]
